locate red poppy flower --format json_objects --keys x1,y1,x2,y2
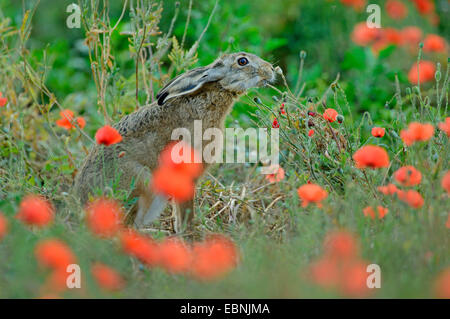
[
  {"x1": 323, "y1": 230, "x2": 359, "y2": 260},
  {"x1": 0, "y1": 213, "x2": 8, "y2": 240},
  {"x1": 423, "y1": 34, "x2": 447, "y2": 53},
  {"x1": 438, "y1": 117, "x2": 450, "y2": 137},
  {"x1": 384, "y1": 28, "x2": 403, "y2": 45},
  {"x1": 159, "y1": 238, "x2": 192, "y2": 274},
  {"x1": 95, "y1": 125, "x2": 122, "y2": 146},
  {"x1": 351, "y1": 22, "x2": 380, "y2": 46},
  {"x1": 151, "y1": 166, "x2": 195, "y2": 203},
  {"x1": 309, "y1": 256, "x2": 339, "y2": 288},
  {"x1": 45, "y1": 268, "x2": 71, "y2": 292},
  {"x1": 265, "y1": 165, "x2": 285, "y2": 183},
  {"x1": 297, "y1": 183, "x2": 328, "y2": 208},
  {"x1": 91, "y1": 263, "x2": 125, "y2": 291},
  {"x1": 86, "y1": 198, "x2": 123, "y2": 238},
  {"x1": 442, "y1": 171, "x2": 450, "y2": 194},
  {"x1": 308, "y1": 129, "x2": 314, "y2": 137},
  {"x1": 386, "y1": 0, "x2": 408, "y2": 19},
  {"x1": 377, "y1": 183, "x2": 399, "y2": 195},
  {"x1": 371, "y1": 127, "x2": 385, "y2": 138},
  {"x1": 397, "y1": 189, "x2": 424, "y2": 208},
  {"x1": 272, "y1": 118, "x2": 280, "y2": 128},
  {"x1": 407, "y1": 61, "x2": 436, "y2": 85},
  {"x1": 434, "y1": 268, "x2": 450, "y2": 299},
  {"x1": 158, "y1": 141, "x2": 203, "y2": 178},
  {"x1": 56, "y1": 110, "x2": 86, "y2": 130},
  {"x1": 363, "y1": 206, "x2": 388, "y2": 220},
  {"x1": 0, "y1": 92, "x2": 7, "y2": 107},
  {"x1": 400, "y1": 122, "x2": 434, "y2": 146},
  {"x1": 190, "y1": 235, "x2": 239, "y2": 281},
  {"x1": 411, "y1": 0, "x2": 434, "y2": 15},
  {"x1": 35, "y1": 239, "x2": 76, "y2": 270},
  {"x1": 16, "y1": 195, "x2": 54, "y2": 227},
  {"x1": 394, "y1": 165, "x2": 422, "y2": 186},
  {"x1": 353, "y1": 145, "x2": 390, "y2": 169},
  {"x1": 401, "y1": 26, "x2": 423, "y2": 47},
  {"x1": 323, "y1": 108, "x2": 338, "y2": 122},
  {"x1": 339, "y1": 260, "x2": 371, "y2": 297},
  {"x1": 120, "y1": 229, "x2": 160, "y2": 266}
]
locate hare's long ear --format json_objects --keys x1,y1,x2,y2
[{"x1": 156, "y1": 61, "x2": 227, "y2": 105}]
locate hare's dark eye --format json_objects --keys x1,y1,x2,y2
[{"x1": 237, "y1": 57, "x2": 248, "y2": 66}]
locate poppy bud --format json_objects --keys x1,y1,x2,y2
[
  {"x1": 300, "y1": 50, "x2": 307, "y2": 59},
  {"x1": 253, "y1": 97, "x2": 262, "y2": 104},
  {"x1": 272, "y1": 96, "x2": 279, "y2": 102},
  {"x1": 435, "y1": 68, "x2": 441, "y2": 82},
  {"x1": 337, "y1": 115, "x2": 344, "y2": 123}
]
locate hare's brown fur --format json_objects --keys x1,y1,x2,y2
[{"x1": 73, "y1": 52, "x2": 275, "y2": 231}]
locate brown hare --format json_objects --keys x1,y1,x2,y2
[{"x1": 74, "y1": 52, "x2": 275, "y2": 232}]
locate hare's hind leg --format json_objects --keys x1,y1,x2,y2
[
  {"x1": 135, "y1": 192, "x2": 168, "y2": 228},
  {"x1": 172, "y1": 199, "x2": 195, "y2": 233}
]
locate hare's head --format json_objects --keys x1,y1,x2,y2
[{"x1": 157, "y1": 52, "x2": 275, "y2": 105}]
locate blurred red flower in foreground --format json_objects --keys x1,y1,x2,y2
[
  {"x1": 386, "y1": 0, "x2": 408, "y2": 19},
  {"x1": 353, "y1": 145, "x2": 390, "y2": 169},
  {"x1": 363, "y1": 206, "x2": 388, "y2": 220},
  {"x1": 323, "y1": 108, "x2": 338, "y2": 122},
  {"x1": 423, "y1": 34, "x2": 447, "y2": 53},
  {"x1": 159, "y1": 238, "x2": 192, "y2": 274},
  {"x1": 339, "y1": 259, "x2": 371, "y2": 297},
  {"x1": 371, "y1": 127, "x2": 385, "y2": 138},
  {"x1": 309, "y1": 230, "x2": 371, "y2": 297},
  {"x1": 394, "y1": 165, "x2": 422, "y2": 186},
  {"x1": 377, "y1": 183, "x2": 399, "y2": 195},
  {"x1": 152, "y1": 142, "x2": 203, "y2": 203},
  {"x1": 95, "y1": 125, "x2": 123, "y2": 146},
  {"x1": 265, "y1": 165, "x2": 285, "y2": 183},
  {"x1": 35, "y1": 239, "x2": 76, "y2": 270},
  {"x1": 351, "y1": 22, "x2": 380, "y2": 46},
  {"x1": 158, "y1": 141, "x2": 203, "y2": 178},
  {"x1": 190, "y1": 235, "x2": 239, "y2": 281},
  {"x1": 400, "y1": 122, "x2": 434, "y2": 146},
  {"x1": 91, "y1": 263, "x2": 125, "y2": 292},
  {"x1": 397, "y1": 189, "x2": 424, "y2": 208},
  {"x1": 434, "y1": 268, "x2": 450, "y2": 299},
  {"x1": 120, "y1": 229, "x2": 160, "y2": 266},
  {"x1": 442, "y1": 171, "x2": 450, "y2": 194},
  {"x1": 340, "y1": 0, "x2": 366, "y2": 11},
  {"x1": 438, "y1": 117, "x2": 450, "y2": 137},
  {"x1": 16, "y1": 195, "x2": 54, "y2": 227},
  {"x1": 0, "y1": 213, "x2": 8, "y2": 240},
  {"x1": 407, "y1": 61, "x2": 436, "y2": 85},
  {"x1": 401, "y1": 26, "x2": 423, "y2": 47},
  {"x1": 0, "y1": 92, "x2": 7, "y2": 107},
  {"x1": 324, "y1": 230, "x2": 359, "y2": 260},
  {"x1": 86, "y1": 198, "x2": 123, "y2": 238},
  {"x1": 309, "y1": 257, "x2": 340, "y2": 288},
  {"x1": 56, "y1": 110, "x2": 86, "y2": 130},
  {"x1": 411, "y1": 0, "x2": 434, "y2": 15},
  {"x1": 297, "y1": 183, "x2": 328, "y2": 208},
  {"x1": 152, "y1": 167, "x2": 195, "y2": 202}
]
